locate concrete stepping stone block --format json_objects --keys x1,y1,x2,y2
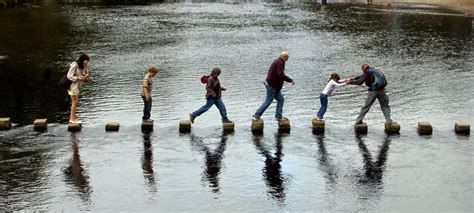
[
  {"x1": 223, "y1": 121, "x2": 235, "y2": 133},
  {"x1": 384, "y1": 122, "x2": 400, "y2": 134},
  {"x1": 312, "y1": 118, "x2": 325, "y2": 134},
  {"x1": 418, "y1": 121, "x2": 432, "y2": 135},
  {"x1": 33, "y1": 119, "x2": 48, "y2": 132},
  {"x1": 179, "y1": 119, "x2": 191, "y2": 133},
  {"x1": 141, "y1": 120, "x2": 154, "y2": 132},
  {"x1": 354, "y1": 122, "x2": 368, "y2": 134},
  {"x1": 455, "y1": 121, "x2": 470, "y2": 135},
  {"x1": 0, "y1": 117, "x2": 12, "y2": 131},
  {"x1": 105, "y1": 122, "x2": 120, "y2": 131},
  {"x1": 251, "y1": 118, "x2": 264, "y2": 134},
  {"x1": 68, "y1": 123, "x2": 82, "y2": 132},
  {"x1": 278, "y1": 118, "x2": 290, "y2": 133}
]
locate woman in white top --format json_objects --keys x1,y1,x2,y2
[
  {"x1": 67, "y1": 53, "x2": 90, "y2": 124},
  {"x1": 316, "y1": 73, "x2": 347, "y2": 120}
]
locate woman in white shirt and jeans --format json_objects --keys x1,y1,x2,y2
[
  {"x1": 316, "y1": 73, "x2": 347, "y2": 120},
  {"x1": 67, "y1": 53, "x2": 89, "y2": 124}
]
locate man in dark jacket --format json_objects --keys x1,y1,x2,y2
[
  {"x1": 348, "y1": 64, "x2": 392, "y2": 124},
  {"x1": 253, "y1": 51, "x2": 295, "y2": 121}
]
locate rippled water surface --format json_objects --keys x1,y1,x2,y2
[{"x1": 0, "y1": 1, "x2": 473, "y2": 211}]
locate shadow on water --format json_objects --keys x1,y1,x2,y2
[
  {"x1": 252, "y1": 133, "x2": 286, "y2": 205},
  {"x1": 63, "y1": 133, "x2": 92, "y2": 205},
  {"x1": 190, "y1": 133, "x2": 228, "y2": 193},
  {"x1": 141, "y1": 132, "x2": 157, "y2": 194}
]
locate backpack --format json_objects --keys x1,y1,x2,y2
[
  {"x1": 58, "y1": 71, "x2": 72, "y2": 89},
  {"x1": 200, "y1": 75, "x2": 210, "y2": 84},
  {"x1": 367, "y1": 67, "x2": 387, "y2": 91}
]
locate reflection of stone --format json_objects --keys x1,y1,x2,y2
[
  {"x1": 251, "y1": 119, "x2": 264, "y2": 134},
  {"x1": 33, "y1": 119, "x2": 48, "y2": 132},
  {"x1": 354, "y1": 122, "x2": 368, "y2": 134},
  {"x1": 384, "y1": 122, "x2": 400, "y2": 134},
  {"x1": 179, "y1": 119, "x2": 191, "y2": 133},
  {"x1": 105, "y1": 122, "x2": 120, "y2": 131},
  {"x1": 455, "y1": 121, "x2": 470, "y2": 135},
  {"x1": 418, "y1": 121, "x2": 432, "y2": 135},
  {"x1": 312, "y1": 118, "x2": 325, "y2": 134},
  {"x1": 0, "y1": 117, "x2": 12, "y2": 130}
]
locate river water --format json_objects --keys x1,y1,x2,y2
[{"x1": 0, "y1": 1, "x2": 473, "y2": 211}]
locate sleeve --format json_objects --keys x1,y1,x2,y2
[
  {"x1": 142, "y1": 77, "x2": 149, "y2": 88},
  {"x1": 349, "y1": 73, "x2": 365, "y2": 85},
  {"x1": 333, "y1": 80, "x2": 346, "y2": 88},
  {"x1": 67, "y1": 62, "x2": 78, "y2": 82},
  {"x1": 277, "y1": 62, "x2": 293, "y2": 83}
]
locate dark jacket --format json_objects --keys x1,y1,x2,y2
[
  {"x1": 266, "y1": 57, "x2": 293, "y2": 91},
  {"x1": 349, "y1": 66, "x2": 387, "y2": 91},
  {"x1": 206, "y1": 68, "x2": 225, "y2": 99}
]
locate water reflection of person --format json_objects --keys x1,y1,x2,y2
[
  {"x1": 253, "y1": 133, "x2": 286, "y2": 205},
  {"x1": 315, "y1": 135, "x2": 337, "y2": 185},
  {"x1": 190, "y1": 134, "x2": 227, "y2": 193},
  {"x1": 142, "y1": 133, "x2": 157, "y2": 194},
  {"x1": 67, "y1": 53, "x2": 89, "y2": 124},
  {"x1": 355, "y1": 135, "x2": 392, "y2": 185},
  {"x1": 64, "y1": 133, "x2": 92, "y2": 204}
]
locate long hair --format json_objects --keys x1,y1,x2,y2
[
  {"x1": 76, "y1": 53, "x2": 90, "y2": 69},
  {"x1": 328, "y1": 73, "x2": 340, "y2": 82}
]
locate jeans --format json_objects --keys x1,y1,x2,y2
[
  {"x1": 192, "y1": 98, "x2": 228, "y2": 120},
  {"x1": 142, "y1": 96, "x2": 152, "y2": 120},
  {"x1": 356, "y1": 89, "x2": 392, "y2": 123},
  {"x1": 317, "y1": 93, "x2": 328, "y2": 119},
  {"x1": 254, "y1": 83, "x2": 284, "y2": 119}
]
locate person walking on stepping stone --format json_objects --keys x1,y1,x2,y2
[
  {"x1": 190, "y1": 67, "x2": 232, "y2": 124},
  {"x1": 253, "y1": 51, "x2": 295, "y2": 121},
  {"x1": 348, "y1": 64, "x2": 393, "y2": 124}
]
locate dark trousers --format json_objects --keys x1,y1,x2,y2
[{"x1": 142, "y1": 96, "x2": 152, "y2": 120}]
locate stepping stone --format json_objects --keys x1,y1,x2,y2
[
  {"x1": 455, "y1": 121, "x2": 470, "y2": 135},
  {"x1": 278, "y1": 118, "x2": 290, "y2": 133},
  {"x1": 179, "y1": 119, "x2": 191, "y2": 133},
  {"x1": 141, "y1": 120, "x2": 154, "y2": 132},
  {"x1": 354, "y1": 122, "x2": 368, "y2": 134},
  {"x1": 105, "y1": 122, "x2": 120, "y2": 131},
  {"x1": 384, "y1": 122, "x2": 400, "y2": 134},
  {"x1": 33, "y1": 119, "x2": 48, "y2": 132},
  {"x1": 0, "y1": 117, "x2": 12, "y2": 131},
  {"x1": 223, "y1": 121, "x2": 235, "y2": 133},
  {"x1": 251, "y1": 118, "x2": 264, "y2": 134},
  {"x1": 68, "y1": 123, "x2": 82, "y2": 132},
  {"x1": 312, "y1": 118, "x2": 325, "y2": 134},
  {"x1": 418, "y1": 121, "x2": 432, "y2": 135}
]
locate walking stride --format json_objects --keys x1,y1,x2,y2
[
  {"x1": 190, "y1": 67, "x2": 232, "y2": 124},
  {"x1": 253, "y1": 51, "x2": 295, "y2": 121},
  {"x1": 348, "y1": 64, "x2": 393, "y2": 124}
]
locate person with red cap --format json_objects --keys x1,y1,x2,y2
[{"x1": 348, "y1": 64, "x2": 392, "y2": 125}]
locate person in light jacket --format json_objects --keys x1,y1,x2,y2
[{"x1": 67, "y1": 53, "x2": 89, "y2": 124}]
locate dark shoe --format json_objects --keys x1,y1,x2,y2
[
  {"x1": 355, "y1": 120, "x2": 363, "y2": 125},
  {"x1": 222, "y1": 118, "x2": 233, "y2": 123},
  {"x1": 143, "y1": 119, "x2": 153, "y2": 122},
  {"x1": 276, "y1": 116, "x2": 288, "y2": 121},
  {"x1": 252, "y1": 115, "x2": 260, "y2": 121},
  {"x1": 189, "y1": 114, "x2": 195, "y2": 123}
]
